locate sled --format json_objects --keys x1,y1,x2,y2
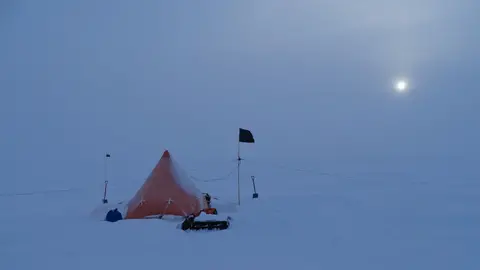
[{"x1": 179, "y1": 213, "x2": 232, "y2": 231}]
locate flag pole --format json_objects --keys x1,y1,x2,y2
[
  {"x1": 237, "y1": 141, "x2": 241, "y2": 206},
  {"x1": 237, "y1": 128, "x2": 254, "y2": 206}
]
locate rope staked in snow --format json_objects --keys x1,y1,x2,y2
[
  {"x1": 0, "y1": 188, "x2": 83, "y2": 197},
  {"x1": 241, "y1": 159, "x2": 333, "y2": 176},
  {"x1": 2, "y1": 159, "x2": 411, "y2": 198},
  {"x1": 189, "y1": 166, "x2": 238, "y2": 182},
  {"x1": 187, "y1": 159, "x2": 338, "y2": 183},
  {"x1": 241, "y1": 159, "x2": 411, "y2": 182}
]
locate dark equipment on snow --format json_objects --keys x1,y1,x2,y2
[
  {"x1": 201, "y1": 193, "x2": 218, "y2": 214},
  {"x1": 203, "y1": 193, "x2": 212, "y2": 208},
  {"x1": 251, "y1": 176, "x2": 259, "y2": 199},
  {"x1": 180, "y1": 214, "x2": 231, "y2": 231},
  {"x1": 105, "y1": 208, "x2": 123, "y2": 222}
]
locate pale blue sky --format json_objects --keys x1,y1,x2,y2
[{"x1": 2, "y1": 1, "x2": 479, "y2": 191}]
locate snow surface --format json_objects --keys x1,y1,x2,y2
[{"x1": 2, "y1": 158, "x2": 480, "y2": 269}]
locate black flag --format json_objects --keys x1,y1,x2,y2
[{"x1": 239, "y1": 128, "x2": 255, "y2": 143}]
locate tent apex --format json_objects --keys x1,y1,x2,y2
[{"x1": 162, "y1": 150, "x2": 170, "y2": 158}]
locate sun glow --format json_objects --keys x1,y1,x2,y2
[{"x1": 394, "y1": 79, "x2": 408, "y2": 93}]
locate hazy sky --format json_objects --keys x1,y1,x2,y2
[{"x1": 2, "y1": 1, "x2": 479, "y2": 190}]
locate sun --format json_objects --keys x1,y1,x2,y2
[{"x1": 394, "y1": 79, "x2": 408, "y2": 93}]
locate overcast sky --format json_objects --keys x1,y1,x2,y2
[{"x1": 2, "y1": 0, "x2": 479, "y2": 190}]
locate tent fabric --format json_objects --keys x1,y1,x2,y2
[{"x1": 124, "y1": 150, "x2": 206, "y2": 219}]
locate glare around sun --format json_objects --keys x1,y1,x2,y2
[{"x1": 395, "y1": 80, "x2": 408, "y2": 92}]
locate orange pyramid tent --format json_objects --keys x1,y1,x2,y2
[{"x1": 124, "y1": 150, "x2": 206, "y2": 219}]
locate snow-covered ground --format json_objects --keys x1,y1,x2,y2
[{"x1": 2, "y1": 158, "x2": 479, "y2": 269}]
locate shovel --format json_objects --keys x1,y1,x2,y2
[{"x1": 251, "y1": 176, "x2": 259, "y2": 199}]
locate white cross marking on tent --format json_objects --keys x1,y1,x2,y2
[{"x1": 139, "y1": 195, "x2": 146, "y2": 206}]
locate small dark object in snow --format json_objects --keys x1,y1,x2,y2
[{"x1": 105, "y1": 208, "x2": 123, "y2": 222}]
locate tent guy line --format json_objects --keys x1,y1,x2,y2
[
  {"x1": 0, "y1": 165, "x2": 411, "y2": 198},
  {"x1": 189, "y1": 166, "x2": 238, "y2": 182},
  {"x1": 0, "y1": 188, "x2": 83, "y2": 197}
]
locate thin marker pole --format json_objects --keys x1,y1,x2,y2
[
  {"x1": 237, "y1": 142, "x2": 241, "y2": 206},
  {"x1": 103, "y1": 153, "x2": 110, "y2": 203}
]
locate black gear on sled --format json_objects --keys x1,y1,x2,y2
[{"x1": 180, "y1": 214, "x2": 231, "y2": 231}]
